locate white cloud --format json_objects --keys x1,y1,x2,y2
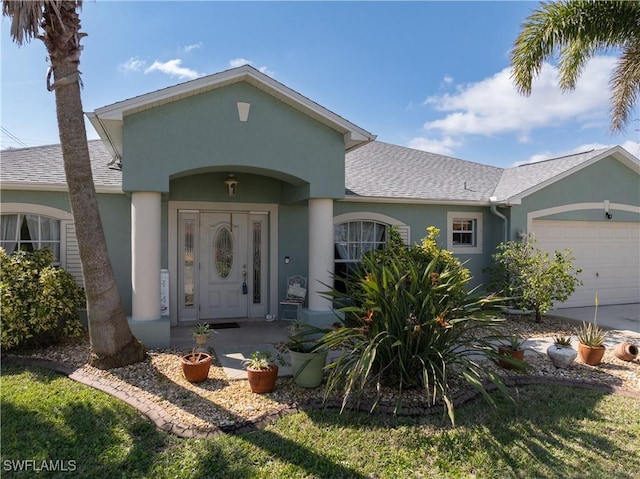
[
  {"x1": 119, "y1": 57, "x2": 146, "y2": 72},
  {"x1": 423, "y1": 56, "x2": 616, "y2": 137},
  {"x1": 229, "y1": 58, "x2": 252, "y2": 68},
  {"x1": 408, "y1": 136, "x2": 461, "y2": 156},
  {"x1": 144, "y1": 59, "x2": 199, "y2": 80},
  {"x1": 440, "y1": 75, "x2": 453, "y2": 89},
  {"x1": 621, "y1": 140, "x2": 640, "y2": 157},
  {"x1": 184, "y1": 42, "x2": 203, "y2": 53},
  {"x1": 228, "y1": 58, "x2": 274, "y2": 77}
]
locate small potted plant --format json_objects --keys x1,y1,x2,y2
[
  {"x1": 547, "y1": 335, "x2": 578, "y2": 368},
  {"x1": 498, "y1": 334, "x2": 527, "y2": 370},
  {"x1": 287, "y1": 322, "x2": 330, "y2": 388},
  {"x1": 243, "y1": 351, "x2": 284, "y2": 394},
  {"x1": 192, "y1": 323, "x2": 212, "y2": 352},
  {"x1": 181, "y1": 348, "x2": 212, "y2": 383},
  {"x1": 576, "y1": 321, "x2": 607, "y2": 365}
]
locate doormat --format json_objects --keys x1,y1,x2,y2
[{"x1": 207, "y1": 322, "x2": 240, "y2": 329}]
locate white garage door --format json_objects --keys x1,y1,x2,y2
[{"x1": 533, "y1": 220, "x2": 640, "y2": 308}]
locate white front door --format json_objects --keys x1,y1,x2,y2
[{"x1": 199, "y1": 212, "x2": 249, "y2": 320}]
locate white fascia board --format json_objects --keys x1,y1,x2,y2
[
  {"x1": 90, "y1": 65, "x2": 375, "y2": 152},
  {"x1": 506, "y1": 146, "x2": 640, "y2": 203},
  {"x1": 246, "y1": 72, "x2": 375, "y2": 143},
  {"x1": 0, "y1": 182, "x2": 124, "y2": 194},
  {"x1": 86, "y1": 112, "x2": 123, "y2": 162},
  {"x1": 341, "y1": 195, "x2": 492, "y2": 206}
]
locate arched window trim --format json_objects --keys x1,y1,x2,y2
[
  {"x1": 333, "y1": 212, "x2": 410, "y2": 245},
  {"x1": 333, "y1": 213, "x2": 410, "y2": 291},
  {"x1": 0, "y1": 203, "x2": 82, "y2": 285}
]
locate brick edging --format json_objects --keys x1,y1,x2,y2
[{"x1": 4, "y1": 356, "x2": 639, "y2": 439}]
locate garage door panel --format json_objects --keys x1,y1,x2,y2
[{"x1": 532, "y1": 220, "x2": 640, "y2": 308}]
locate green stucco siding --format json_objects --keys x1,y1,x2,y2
[
  {"x1": 97, "y1": 194, "x2": 133, "y2": 314},
  {"x1": 0, "y1": 190, "x2": 72, "y2": 212},
  {"x1": 170, "y1": 172, "x2": 283, "y2": 204},
  {"x1": 122, "y1": 82, "x2": 345, "y2": 198},
  {"x1": 278, "y1": 204, "x2": 309, "y2": 300}
]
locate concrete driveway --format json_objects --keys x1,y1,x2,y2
[{"x1": 551, "y1": 303, "x2": 640, "y2": 337}]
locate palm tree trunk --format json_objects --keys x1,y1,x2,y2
[{"x1": 45, "y1": 2, "x2": 146, "y2": 368}]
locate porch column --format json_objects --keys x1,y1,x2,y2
[
  {"x1": 308, "y1": 198, "x2": 334, "y2": 311},
  {"x1": 131, "y1": 191, "x2": 161, "y2": 320}
]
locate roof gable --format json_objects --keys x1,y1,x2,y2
[
  {"x1": 493, "y1": 146, "x2": 640, "y2": 203},
  {"x1": 87, "y1": 65, "x2": 375, "y2": 162}
]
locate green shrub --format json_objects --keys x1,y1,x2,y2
[
  {"x1": 322, "y1": 227, "x2": 509, "y2": 425},
  {"x1": 485, "y1": 238, "x2": 582, "y2": 322},
  {"x1": 0, "y1": 248, "x2": 85, "y2": 351}
]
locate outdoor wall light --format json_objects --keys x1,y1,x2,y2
[
  {"x1": 604, "y1": 200, "x2": 612, "y2": 219},
  {"x1": 225, "y1": 174, "x2": 239, "y2": 196}
]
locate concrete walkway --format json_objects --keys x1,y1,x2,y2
[{"x1": 169, "y1": 304, "x2": 640, "y2": 380}]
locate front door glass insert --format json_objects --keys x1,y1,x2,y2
[
  {"x1": 183, "y1": 219, "x2": 195, "y2": 307},
  {"x1": 214, "y1": 226, "x2": 234, "y2": 279}
]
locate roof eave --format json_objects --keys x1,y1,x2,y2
[
  {"x1": 0, "y1": 182, "x2": 124, "y2": 195},
  {"x1": 87, "y1": 65, "x2": 375, "y2": 161},
  {"x1": 342, "y1": 194, "x2": 492, "y2": 206},
  {"x1": 499, "y1": 146, "x2": 640, "y2": 203}
]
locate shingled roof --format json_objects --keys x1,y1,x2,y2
[
  {"x1": 345, "y1": 142, "x2": 638, "y2": 203},
  {"x1": 0, "y1": 140, "x2": 121, "y2": 191},
  {"x1": 2, "y1": 140, "x2": 636, "y2": 202},
  {"x1": 345, "y1": 141, "x2": 503, "y2": 202},
  {"x1": 491, "y1": 148, "x2": 610, "y2": 201}
]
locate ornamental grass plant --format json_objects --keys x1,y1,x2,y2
[
  {"x1": 576, "y1": 321, "x2": 608, "y2": 348},
  {"x1": 321, "y1": 228, "x2": 510, "y2": 425}
]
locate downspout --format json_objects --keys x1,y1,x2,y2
[{"x1": 489, "y1": 197, "x2": 508, "y2": 243}]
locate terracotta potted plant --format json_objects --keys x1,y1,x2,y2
[
  {"x1": 192, "y1": 323, "x2": 212, "y2": 352},
  {"x1": 576, "y1": 321, "x2": 607, "y2": 365},
  {"x1": 498, "y1": 334, "x2": 527, "y2": 370},
  {"x1": 243, "y1": 351, "x2": 283, "y2": 394},
  {"x1": 547, "y1": 335, "x2": 577, "y2": 368},
  {"x1": 181, "y1": 349, "x2": 212, "y2": 383}
]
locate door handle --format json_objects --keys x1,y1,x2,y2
[{"x1": 242, "y1": 269, "x2": 248, "y2": 294}]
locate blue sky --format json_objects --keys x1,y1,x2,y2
[{"x1": 2, "y1": 0, "x2": 638, "y2": 168}]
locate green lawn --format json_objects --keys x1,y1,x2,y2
[{"x1": 2, "y1": 364, "x2": 639, "y2": 478}]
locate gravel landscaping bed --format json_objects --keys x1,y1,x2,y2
[{"x1": 8, "y1": 314, "x2": 639, "y2": 432}]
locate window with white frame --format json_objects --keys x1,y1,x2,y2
[
  {"x1": 0, "y1": 213, "x2": 61, "y2": 262},
  {"x1": 333, "y1": 213, "x2": 410, "y2": 291},
  {"x1": 334, "y1": 220, "x2": 387, "y2": 291},
  {"x1": 447, "y1": 211, "x2": 483, "y2": 254}
]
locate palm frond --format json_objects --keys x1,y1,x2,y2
[
  {"x1": 511, "y1": 0, "x2": 640, "y2": 133},
  {"x1": 610, "y1": 42, "x2": 640, "y2": 133}
]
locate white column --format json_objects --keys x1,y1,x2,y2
[
  {"x1": 131, "y1": 192, "x2": 161, "y2": 320},
  {"x1": 308, "y1": 198, "x2": 334, "y2": 311}
]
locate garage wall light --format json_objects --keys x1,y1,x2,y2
[{"x1": 604, "y1": 200, "x2": 613, "y2": 219}]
